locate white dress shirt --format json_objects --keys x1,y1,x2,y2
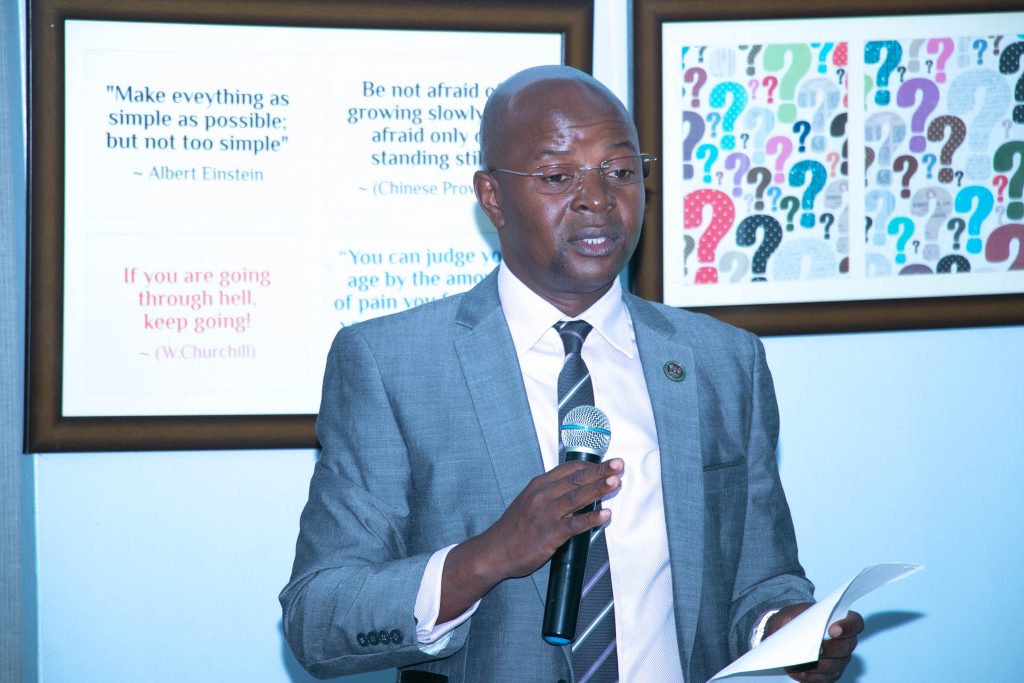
[{"x1": 414, "y1": 263, "x2": 684, "y2": 681}]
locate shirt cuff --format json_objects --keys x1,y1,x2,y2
[
  {"x1": 751, "y1": 609, "x2": 780, "y2": 648},
  {"x1": 414, "y1": 544, "x2": 481, "y2": 655}
]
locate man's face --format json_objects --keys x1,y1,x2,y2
[{"x1": 475, "y1": 80, "x2": 645, "y2": 315}]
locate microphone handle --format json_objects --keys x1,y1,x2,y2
[{"x1": 542, "y1": 449, "x2": 602, "y2": 645}]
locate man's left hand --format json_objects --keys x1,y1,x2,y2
[{"x1": 764, "y1": 603, "x2": 864, "y2": 682}]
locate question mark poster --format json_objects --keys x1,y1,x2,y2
[{"x1": 661, "y1": 12, "x2": 1024, "y2": 309}]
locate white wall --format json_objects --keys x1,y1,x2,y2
[
  {"x1": 17, "y1": 1, "x2": 1024, "y2": 682},
  {"x1": 766, "y1": 326, "x2": 1024, "y2": 681}
]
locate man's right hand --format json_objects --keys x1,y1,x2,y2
[{"x1": 437, "y1": 457, "x2": 623, "y2": 622}]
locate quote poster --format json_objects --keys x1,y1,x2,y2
[{"x1": 63, "y1": 21, "x2": 562, "y2": 417}]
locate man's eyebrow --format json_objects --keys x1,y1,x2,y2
[{"x1": 533, "y1": 140, "x2": 637, "y2": 162}]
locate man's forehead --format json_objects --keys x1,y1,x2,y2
[
  {"x1": 505, "y1": 78, "x2": 621, "y2": 115},
  {"x1": 504, "y1": 80, "x2": 634, "y2": 139}
]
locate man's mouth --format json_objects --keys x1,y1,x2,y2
[{"x1": 570, "y1": 233, "x2": 618, "y2": 256}]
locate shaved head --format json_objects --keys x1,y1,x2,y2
[
  {"x1": 472, "y1": 65, "x2": 645, "y2": 316},
  {"x1": 479, "y1": 65, "x2": 630, "y2": 170}
]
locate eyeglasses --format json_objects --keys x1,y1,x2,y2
[{"x1": 488, "y1": 153, "x2": 656, "y2": 195}]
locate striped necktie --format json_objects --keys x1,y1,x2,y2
[{"x1": 555, "y1": 320, "x2": 618, "y2": 683}]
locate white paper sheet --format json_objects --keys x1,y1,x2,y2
[{"x1": 708, "y1": 562, "x2": 923, "y2": 682}]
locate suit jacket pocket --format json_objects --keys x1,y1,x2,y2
[{"x1": 702, "y1": 457, "x2": 746, "y2": 492}]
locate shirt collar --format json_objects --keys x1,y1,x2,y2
[{"x1": 497, "y1": 262, "x2": 635, "y2": 359}]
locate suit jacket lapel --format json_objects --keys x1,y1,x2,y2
[
  {"x1": 453, "y1": 273, "x2": 550, "y2": 604},
  {"x1": 626, "y1": 295, "x2": 704, "y2": 674}
]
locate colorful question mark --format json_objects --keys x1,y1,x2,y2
[
  {"x1": 736, "y1": 215, "x2": 784, "y2": 280},
  {"x1": 826, "y1": 152, "x2": 841, "y2": 176},
  {"x1": 887, "y1": 217, "x2": 915, "y2": 264},
  {"x1": 820, "y1": 212, "x2": 835, "y2": 240},
  {"x1": 706, "y1": 112, "x2": 723, "y2": 139},
  {"x1": 954, "y1": 185, "x2": 995, "y2": 254},
  {"x1": 865, "y1": 41, "x2": 903, "y2": 105},
  {"x1": 724, "y1": 152, "x2": 751, "y2": 198},
  {"x1": 683, "y1": 188, "x2": 736, "y2": 284},
  {"x1": 922, "y1": 153, "x2": 938, "y2": 179},
  {"x1": 696, "y1": 143, "x2": 719, "y2": 184},
  {"x1": 709, "y1": 82, "x2": 749, "y2": 150},
  {"x1": 815, "y1": 42, "x2": 835, "y2": 73},
  {"x1": 681, "y1": 111, "x2": 706, "y2": 181},
  {"x1": 763, "y1": 44, "x2": 813, "y2": 122},
  {"x1": 789, "y1": 160, "x2": 827, "y2": 228},
  {"x1": 993, "y1": 140, "x2": 1024, "y2": 220},
  {"x1": 779, "y1": 195, "x2": 800, "y2": 231},
  {"x1": 893, "y1": 155, "x2": 919, "y2": 199},
  {"x1": 746, "y1": 44, "x2": 763, "y2": 76},
  {"x1": 926, "y1": 38, "x2": 954, "y2": 83},
  {"x1": 973, "y1": 38, "x2": 988, "y2": 65},
  {"x1": 994, "y1": 175, "x2": 1009, "y2": 202},
  {"x1": 746, "y1": 166, "x2": 771, "y2": 209},
  {"x1": 761, "y1": 75, "x2": 779, "y2": 104},
  {"x1": 998, "y1": 41, "x2": 1024, "y2": 124},
  {"x1": 896, "y1": 78, "x2": 940, "y2": 153},
  {"x1": 765, "y1": 136, "x2": 793, "y2": 183},
  {"x1": 684, "y1": 67, "x2": 708, "y2": 107},
  {"x1": 985, "y1": 223, "x2": 1024, "y2": 269},
  {"x1": 792, "y1": 121, "x2": 812, "y2": 153},
  {"x1": 948, "y1": 217, "x2": 967, "y2": 249},
  {"x1": 926, "y1": 115, "x2": 967, "y2": 184}
]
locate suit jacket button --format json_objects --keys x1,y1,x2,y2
[
  {"x1": 357, "y1": 632, "x2": 368, "y2": 647},
  {"x1": 378, "y1": 629, "x2": 391, "y2": 644},
  {"x1": 367, "y1": 631, "x2": 380, "y2": 646},
  {"x1": 390, "y1": 628, "x2": 404, "y2": 644}
]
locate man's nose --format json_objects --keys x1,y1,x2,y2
[{"x1": 572, "y1": 167, "x2": 615, "y2": 211}]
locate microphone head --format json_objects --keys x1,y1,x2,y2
[{"x1": 560, "y1": 406, "x2": 612, "y2": 456}]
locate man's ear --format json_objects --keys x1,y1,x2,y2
[{"x1": 473, "y1": 170, "x2": 505, "y2": 229}]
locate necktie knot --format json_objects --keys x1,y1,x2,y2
[{"x1": 557, "y1": 320, "x2": 593, "y2": 356}]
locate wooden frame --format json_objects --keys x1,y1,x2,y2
[
  {"x1": 633, "y1": 0, "x2": 1024, "y2": 335},
  {"x1": 26, "y1": 0, "x2": 593, "y2": 452}
]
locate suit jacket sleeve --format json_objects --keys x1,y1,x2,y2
[
  {"x1": 726, "y1": 332, "x2": 814, "y2": 660},
  {"x1": 279, "y1": 325, "x2": 471, "y2": 679}
]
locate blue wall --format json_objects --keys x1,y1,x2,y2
[{"x1": 6, "y1": 1, "x2": 1024, "y2": 681}]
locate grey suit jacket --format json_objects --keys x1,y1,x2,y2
[{"x1": 280, "y1": 271, "x2": 813, "y2": 682}]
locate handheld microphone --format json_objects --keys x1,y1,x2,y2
[{"x1": 542, "y1": 405, "x2": 612, "y2": 646}]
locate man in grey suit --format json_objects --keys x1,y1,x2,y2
[{"x1": 281, "y1": 65, "x2": 862, "y2": 683}]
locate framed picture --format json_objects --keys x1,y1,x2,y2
[
  {"x1": 633, "y1": 0, "x2": 1024, "y2": 334},
  {"x1": 27, "y1": 0, "x2": 593, "y2": 452}
]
